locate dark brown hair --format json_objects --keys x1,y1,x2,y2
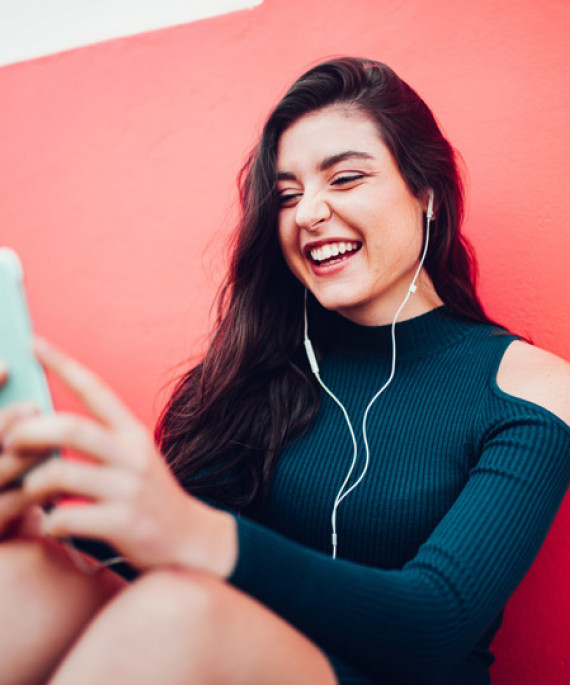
[{"x1": 155, "y1": 57, "x2": 491, "y2": 509}]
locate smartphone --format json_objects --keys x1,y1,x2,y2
[
  {"x1": 0, "y1": 248, "x2": 57, "y2": 488},
  {"x1": 0, "y1": 247, "x2": 53, "y2": 413}
]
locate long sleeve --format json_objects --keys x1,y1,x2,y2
[{"x1": 229, "y1": 408, "x2": 570, "y2": 683}]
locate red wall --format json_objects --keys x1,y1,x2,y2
[{"x1": 1, "y1": 0, "x2": 569, "y2": 680}]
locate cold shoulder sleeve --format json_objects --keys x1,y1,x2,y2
[{"x1": 228, "y1": 401, "x2": 570, "y2": 684}]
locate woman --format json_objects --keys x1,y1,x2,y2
[{"x1": 1, "y1": 57, "x2": 569, "y2": 684}]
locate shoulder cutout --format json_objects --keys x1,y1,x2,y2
[{"x1": 496, "y1": 340, "x2": 570, "y2": 427}]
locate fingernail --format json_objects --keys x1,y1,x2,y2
[
  {"x1": 15, "y1": 402, "x2": 39, "y2": 418},
  {"x1": 33, "y1": 338, "x2": 50, "y2": 355}
]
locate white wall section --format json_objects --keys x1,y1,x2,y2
[{"x1": 0, "y1": 0, "x2": 263, "y2": 67}]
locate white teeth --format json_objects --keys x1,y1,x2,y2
[{"x1": 309, "y1": 241, "x2": 359, "y2": 263}]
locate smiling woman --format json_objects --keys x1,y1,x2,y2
[
  {"x1": 1, "y1": 57, "x2": 570, "y2": 685},
  {"x1": 276, "y1": 107, "x2": 442, "y2": 324}
]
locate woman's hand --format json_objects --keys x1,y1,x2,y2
[
  {"x1": 0, "y1": 364, "x2": 47, "y2": 538},
  {"x1": 0, "y1": 342, "x2": 237, "y2": 577}
]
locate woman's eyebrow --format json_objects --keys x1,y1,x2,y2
[
  {"x1": 276, "y1": 171, "x2": 297, "y2": 181},
  {"x1": 319, "y1": 150, "x2": 375, "y2": 171},
  {"x1": 277, "y1": 150, "x2": 375, "y2": 181}
]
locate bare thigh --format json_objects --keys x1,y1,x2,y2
[
  {"x1": 0, "y1": 537, "x2": 126, "y2": 685},
  {"x1": 50, "y1": 568, "x2": 339, "y2": 685}
]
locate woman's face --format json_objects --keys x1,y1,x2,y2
[{"x1": 276, "y1": 106, "x2": 438, "y2": 326}]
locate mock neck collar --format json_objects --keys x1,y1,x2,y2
[{"x1": 325, "y1": 306, "x2": 479, "y2": 360}]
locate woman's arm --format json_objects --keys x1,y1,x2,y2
[{"x1": 227, "y1": 347, "x2": 570, "y2": 684}]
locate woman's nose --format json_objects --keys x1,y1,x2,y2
[{"x1": 295, "y1": 192, "x2": 332, "y2": 230}]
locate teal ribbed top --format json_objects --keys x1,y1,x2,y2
[{"x1": 228, "y1": 307, "x2": 570, "y2": 684}]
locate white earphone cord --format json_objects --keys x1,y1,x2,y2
[{"x1": 304, "y1": 199, "x2": 433, "y2": 558}]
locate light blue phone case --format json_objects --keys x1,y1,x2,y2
[{"x1": 0, "y1": 247, "x2": 53, "y2": 412}]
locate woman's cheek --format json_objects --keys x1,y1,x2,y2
[
  {"x1": 278, "y1": 230, "x2": 303, "y2": 280},
  {"x1": 290, "y1": 251, "x2": 309, "y2": 285}
]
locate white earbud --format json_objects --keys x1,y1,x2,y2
[{"x1": 427, "y1": 188, "x2": 435, "y2": 221}]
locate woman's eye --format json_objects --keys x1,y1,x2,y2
[
  {"x1": 331, "y1": 174, "x2": 365, "y2": 187},
  {"x1": 278, "y1": 192, "x2": 301, "y2": 207}
]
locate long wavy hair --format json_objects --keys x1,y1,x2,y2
[{"x1": 155, "y1": 57, "x2": 492, "y2": 509}]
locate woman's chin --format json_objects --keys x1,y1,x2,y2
[{"x1": 314, "y1": 296, "x2": 371, "y2": 323}]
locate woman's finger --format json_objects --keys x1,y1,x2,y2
[
  {"x1": 0, "y1": 403, "x2": 42, "y2": 489},
  {"x1": 0, "y1": 488, "x2": 33, "y2": 536},
  {"x1": 0, "y1": 401, "x2": 40, "y2": 437},
  {"x1": 0, "y1": 362, "x2": 8, "y2": 388},
  {"x1": 13, "y1": 505, "x2": 46, "y2": 537},
  {"x1": 41, "y1": 501, "x2": 126, "y2": 543},
  {"x1": 0, "y1": 449, "x2": 50, "y2": 489},
  {"x1": 2, "y1": 412, "x2": 130, "y2": 466},
  {"x1": 23, "y1": 458, "x2": 132, "y2": 503},
  {"x1": 33, "y1": 339, "x2": 139, "y2": 432}
]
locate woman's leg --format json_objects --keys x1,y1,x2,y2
[
  {"x1": 0, "y1": 537, "x2": 125, "y2": 685},
  {"x1": 49, "y1": 567, "x2": 338, "y2": 685}
]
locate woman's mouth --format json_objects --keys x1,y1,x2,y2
[{"x1": 307, "y1": 241, "x2": 362, "y2": 267}]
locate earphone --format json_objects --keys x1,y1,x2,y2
[
  {"x1": 304, "y1": 188, "x2": 435, "y2": 558},
  {"x1": 427, "y1": 187, "x2": 434, "y2": 223}
]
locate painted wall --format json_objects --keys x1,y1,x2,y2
[{"x1": 1, "y1": 0, "x2": 569, "y2": 681}]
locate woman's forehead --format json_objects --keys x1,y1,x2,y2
[{"x1": 276, "y1": 107, "x2": 388, "y2": 173}]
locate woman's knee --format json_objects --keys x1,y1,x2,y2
[
  {"x1": 122, "y1": 569, "x2": 337, "y2": 682},
  {"x1": 0, "y1": 536, "x2": 124, "y2": 603},
  {"x1": 0, "y1": 537, "x2": 125, "y2": 685},
  {"x1": 123, "y1": 567, "x2": 227, "y2": 632},
  {"x1": 47, "y1": 568, "x2": 230, "y2": 684},
  {"x1": 0, "y1": 536, "x2": 68, "y2": 580},
  {"x1": 49, "y1": 568, "x2": 337, "y2": 685}
]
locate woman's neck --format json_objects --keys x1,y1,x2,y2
[{"x1": 333, "y1": 271, "x2": 443, "y2": 327}]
